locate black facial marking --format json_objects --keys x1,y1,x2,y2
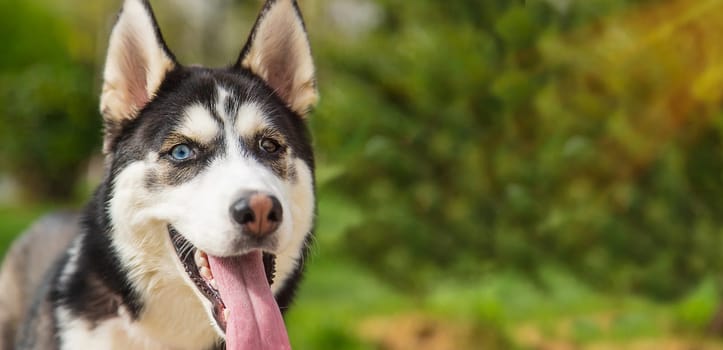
[
  {"x1": 240, "y1": 131, "x2": 290, "y2": 179},
  {"x1": 153, "y1": 136, "x2": 224, "y2": 187},
  {"x1": 224, "y1": 94, "x2": 239, "y2": 119},
  {"x1": 287, "y1": 158, "x2": 298, "y2": 182}
]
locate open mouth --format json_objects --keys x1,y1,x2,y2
[{"x1": 168, "y1": 225, "x2": 276, "y2": 332}]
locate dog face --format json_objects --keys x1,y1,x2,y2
[
  {"x1": 109, "y1": 68, "x2": 315, "y2": 260},
  {"x1": 98, "y1": 0, "x2": 316, "y2": 344}
]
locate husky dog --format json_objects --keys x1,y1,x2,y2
[{"x1": 0, "y1": 0, "x2": 318, "y2": 348}]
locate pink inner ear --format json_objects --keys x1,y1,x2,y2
[
  {"x1": 238, "y1": 0, "x2": 317, "y2": 116},
  {"x1": 265, "y1": 53, "x2": 295, "y2": 106},
  {"x1": 121, "y1": 35, "x2": 150, "y2": 113}
]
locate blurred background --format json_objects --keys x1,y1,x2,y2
[{"x1": 2, "y1": 0, "x2": 723, "y2": 348}]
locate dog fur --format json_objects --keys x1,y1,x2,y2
[{"x1": 0, "y1": 0, "x2": 317, "y2": 348}]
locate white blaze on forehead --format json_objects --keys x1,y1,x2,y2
[
  {"x1": 213, "y1": 85, "x2": 269, "y2": 141},
  {"x1": 178, "y1": 104, "x2": 220, "y2": 144},
  {"x1": 235, "y1": 102, "x2": 268, "y2": 138}
]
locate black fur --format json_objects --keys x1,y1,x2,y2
[{"x1": 50, "y1": 184, "x2": 143, "y2": 325}]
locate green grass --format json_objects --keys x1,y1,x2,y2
[{"x1": 288, "y1": 260, "x2": 723, "y2": 349}]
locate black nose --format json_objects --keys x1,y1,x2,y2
[{"x1": 231, "y1": 192, "x2": 282, "y2": 237}]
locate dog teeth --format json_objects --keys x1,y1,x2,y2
[
  {"x1": 200, "y1": 266, "x2": 213, "y2": 281},
  {"x1": 223, "y1": 308, "x2": 230, "y2": 322},
  {"x1": 192, "y1": 250, "x2": 219, "y2": 291},
  {"x1": 194, "y1": 250, "x2": 209, "y2": 268}
]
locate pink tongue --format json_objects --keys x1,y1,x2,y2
[{"x1": 207, "y1": 251, "x2": 291, "y2": 350}]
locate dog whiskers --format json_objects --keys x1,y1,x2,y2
[{"x1": 179, "y1": 242, "x2": 195, "y2": 262}]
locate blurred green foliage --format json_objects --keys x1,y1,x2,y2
[
  {"x1": 308, "y1": 0, "x2": 723, "y2": 300},
  {"x1": 1, "y1": 0, "x2": 723, "y2": 313},
  {"x1": 0, "y1": 0, "x2": 100, "y2": 199}
]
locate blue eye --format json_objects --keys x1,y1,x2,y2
[{"x1": 170, "y1": 144, "x2": 193, "y2": 161}]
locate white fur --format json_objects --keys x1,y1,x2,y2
[
  {"x1": 57, "y1": 235, "x2": 84, "y2": 288},
  {"x1": 102, "y1": 95, "x2": 315, "y2": 347},
  {"x1": 108, "y1": 158, "x2": 220, "y2": 348},
  {"x1": 235, "y1": 102, "x2": 268, "y2": 138},
  {"x1": 57, "y1": 305, "x2": 201, "y2": 350},
  {"x1": 273, "y1": 158, "x2": 315, "y2": 292},
  {"x1": 179, "y1": 104, "x2": 221, "y2": 144}
]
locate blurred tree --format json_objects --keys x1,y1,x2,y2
[
  {"x1": 308, "y1": 0, "x2": 723, "y2": 302},
  {"x1": 0, "y1": 0, "x2": 100, "y2": 200}
]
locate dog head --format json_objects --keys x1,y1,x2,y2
[{"x1": 98, "y1": 0, "x2": 316, "y2": 346}]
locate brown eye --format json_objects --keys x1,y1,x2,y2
[{"x1": 259, "y1": 138, "x2": 280, "y2": 154}]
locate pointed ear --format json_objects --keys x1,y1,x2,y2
[
  {"x1": 237, "y1": 0, "x2": 318, "y2": 117},
  {"x1": 100, "y1": 0, "x2": 176, "y2": 153}
]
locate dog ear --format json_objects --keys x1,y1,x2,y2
[
  {"x1": 100, "y1": 0, "x2": 176, "y2": 153},
  {"x1": 237, "y1": 0, "x2": 318, "y2": 117}
]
